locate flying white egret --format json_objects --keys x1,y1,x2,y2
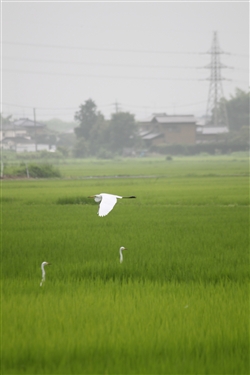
[
  {"x1": 119, "y1": 247, "x2": 127, "y2": 263},
  {"x1": 40, "y1": 261, "x2": 51, "y2": 286},
  {"x1": 88, "y1": 193, "x2": 136, "y2": 217}
]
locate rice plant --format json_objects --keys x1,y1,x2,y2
[{"x1": 1, "y1": 157, "x2": 249, "y2": 374}]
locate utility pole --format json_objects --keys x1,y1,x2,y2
[
  {"x1": 1, "y1": 161, "x2": 4, "y2": 179},
  {"x1": 33, "y1": 108, "x2": 37, "y2": 152},
  {"x1": 113, "y1": 100, "x2": 121, "y2": 113},
  {"x1": 203, "y1": 31, "x2": 231, "y2": 127}
]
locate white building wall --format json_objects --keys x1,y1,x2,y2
[{"x1": 16, "y1": 144, "x2": 56, "y2": 152}]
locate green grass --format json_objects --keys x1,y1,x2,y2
[
  {"x1": 49, "y1": 155, "x2": 250, "y2": 178},
  {"x1": 1, "y1": 156, "x2": 249, "y2": 374},
  {"x1": 3, "y1": 280, "x2": 248, "y2": 374},
  {"x1": 3, "y1": 153, "x2": 249, "y2": 178}
]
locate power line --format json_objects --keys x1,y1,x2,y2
[
  {"x1": 4, "y1": 68, "x2": 244, "y2": 84},
  {"x1": 3, "y1": 41, "x2": 248, "y2": 57},
  {"x1": 2, "y1": 68, "x2": 199, "y2": 81},
  {"x1": 121, "y1": 99, "x2": 207, "y2": 109},
  {"x1": 2, "y1": 102, "x2": 77, "y2": 110},
  {"x1": 3, "y1": 56, "x2": 199, "y2": 69},
  {"x1": 2, "y1": 41, "x2": 203, "y2": 55},
  {"x1": 4, "y1": 56, "x2": 248, "y2": 73},
  {"x1": 2, "y1": 99, "x2": 208, "y2": 115}
]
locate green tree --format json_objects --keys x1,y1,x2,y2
[
  {"x1": 108, "y1": 112, "x2": 138, "y2": 153},
  {"x1": 74, "y1": 101, "x2": 139, "y2": 156},
  {"x1": 74, "y1": 99, "x2": 100, "y2": 140},
  {"x1": 221, "y1": 88, "x2": 249, "y2": 131},
  {"x1": 57, "y1": 145, "x2": 69, "y2": 157},
  {"x1": 88, "y1": 113, "x2": 108, "y2": 155},
  {"x1": 72, "y1": 137, "x2": 89, "y2": 158}
]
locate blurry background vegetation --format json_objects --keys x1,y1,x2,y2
[{"x1": 1, "y1": 89, "x2": 249, "y2": 163}]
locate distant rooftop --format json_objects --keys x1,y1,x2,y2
[
  {"x1": 197, "y1": 126, "x2": 229, "y2": 135},
  {"x1": 140, "y1": 114, "x2": 197, "y2": 124},
  {"x1": 14, "y1": 118, "x2": 46, "y2": 128}
]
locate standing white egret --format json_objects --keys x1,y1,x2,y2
[
  {"x1": 40, "y1": 261, "x2": 51, "y2": 286},
  {"x1": 119, "y1": 247, "x2": 127, "y2": 263},
  {"x1": 88, "y1": 193, "x2": 136, "y2": 217}
]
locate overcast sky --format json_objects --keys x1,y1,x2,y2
[{"x1": 2, "y1": 1, "x2": 249, "y2": 122}]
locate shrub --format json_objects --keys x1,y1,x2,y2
[
  {"x1": 16, "y1": 150, "x2": 63, "y2": 160},
  {"x1": 8, "y1": 163, "x2": 61, "y2": 178},
  {"x1": 150, "y1": 143, "x2": 249, "y2": 156},
  {"x1": 28, "y1": 163, "x2": 61, "y2": 178},
  {"x1": 96, "y1": 148, "x2": 114, "y2": 159}
]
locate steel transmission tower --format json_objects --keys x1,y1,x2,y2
[{"x1": 204, "y1": 31, "x2": 231, "y2": 127}]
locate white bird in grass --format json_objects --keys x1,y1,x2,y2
[
  {"x1": 119, "y1": 247, "x2": 127, "y2": 263},
  {"x1": 40, "y1": 261, "x2": 51, "y2": 286},
  {"x1": 88, "y1": 193, "x2": 136, "y2": 217}
]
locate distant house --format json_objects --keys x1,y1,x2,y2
[
  {"x1": 1, "y1": 137, "x2": 55, "y2": 152},
  {"x1": 1, "y1": 137, "x2": 56, "y2": 152},
  {"x1": 196, "y1": 126, "x2": 229, "y2": 143},
  {"x1": 0, "y1": 123, "x2": 27, "y2": 141},
  {"x1": 13, "y1": 118, "x2": 46, "y2": 136},
  {"x1": 1, "y1": 136, "x2": 30, "y2": 152},
  {"x1": 139, "y1": 113, "x2": 197, "y2": 146},
  {"x1": 0, "y1": 118, "x2": 56, "y2": 152}
]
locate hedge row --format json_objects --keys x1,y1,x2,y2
[
  {"x1": 6, "y1": 163, "x2": 61, "y2": 178},
  {"x1": 150, "y1": 143, "x2": 249, "y2": 155}
]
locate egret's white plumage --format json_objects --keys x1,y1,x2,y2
[
  {"x1": 88, "y1": 193, "x2": 136, "y2": 217},
  {"x1": 119, "y1": 247, "x2": 127, "y2": 263},
  {"x1": 40, "y1": 261, "x2": 51, "y2": 286}
]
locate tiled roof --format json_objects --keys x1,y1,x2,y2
[
  {"x1": 140, "y1": 114, "x2": 197, "y2": 124},
  {"x1": 13, "y1": 118, "x2": 45, "y2": 128},
  {"x1": 197, "y1": 127, "x2": 229, "y2": 135}
]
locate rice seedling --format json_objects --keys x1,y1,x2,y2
[
  {"x1": 1, "y1": 157, "x2": 249, "y2": 374},
  {"x1": 2, "y1": 279, "x2": 249, "y2": 374}
]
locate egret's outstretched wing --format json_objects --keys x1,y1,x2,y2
[{"x1": 98, "y1": 194, "x2": 120, "y2": 217}]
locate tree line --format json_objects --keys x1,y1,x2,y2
[
  {"x1": 1, "y1": 88, "x2": 249, "y2": 158},
  {"x1": 218, "y1": 88, "x2": 249, "y2": 144},
  {"x1": 73, "y1": 99, "x2": 140, "y2": 158},
  {"x1": 73, "y1": 89, "x2": 249, "y2": 157}
]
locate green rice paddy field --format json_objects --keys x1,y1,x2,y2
[{"x1": 1, "y1": 156, "x2": 250, "y2": 374}]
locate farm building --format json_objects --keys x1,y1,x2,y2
[
  {"x1": 196, "y1": 125, "x2": 229, "y2": 143},
  {"x1": 138, "y1": 113, "x2": 198, "y2": 146}
]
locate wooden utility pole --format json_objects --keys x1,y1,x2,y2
[
  {"x1": 1, "y1": 161, "x2": 4, "y2": 179},
  {"x1": 33, "y1": 108, "x2": 37, "y2": 152},
  {"x1": 113, "y1": 100, "x2": 121, "y2": 113}
]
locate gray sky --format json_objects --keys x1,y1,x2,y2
[{"x1": 2, "y1": 1, "x2": 249, "y2": 122}]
